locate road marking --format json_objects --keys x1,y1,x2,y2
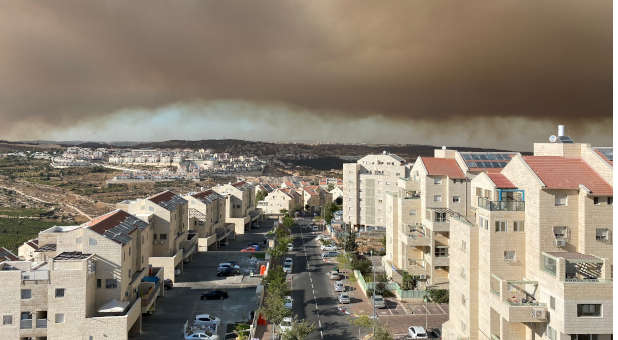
[
  {"x1": 320, "y1": 330, "x2": 324, "y2": 338},
  {"x1": 318, "y1": 320, "x2": 322, "y2": 328}
]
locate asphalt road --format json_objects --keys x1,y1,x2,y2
[{"x1": 289, "y1": 218, "x2": 360, "y2": 340}]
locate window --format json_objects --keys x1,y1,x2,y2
[
  {"x1": 434, "y1": 177, "x2": 442, "y2": 184},
  {"x1": 594, "y1": 197, "x2": 600, "y2": 205},
  {"x1": 475, "y1": 187, "x2": 482, "y2": 197},
  {"x1": 452, "y1": 196, "x2": 460, "y2": 203},
  {"x1": 435, "y1": 246, "x2": 448, "y2": 257},
  {"x1": 20, "y1": 312, "x2": 31, "y2": 321},
  {"x1": 553, "y1": 226, "x2": 568, "y2": 239},
  {"x1": 55, "y1": 313, "x2": 64, "y2": 323},
  {"x1": 409, "y1": 209, "x2": 416, "y2": 216},
  {"x1": 89, "y1": 238, "x2": 97, "y2": 246},
  {"x1": 160, "y1": 233, "x2": 167, "y2": 240},
  {"x1": 555, "y1": 192, "x2": 568, "y2": 206},
  {"x1": 608, "y1": 197, "x2": 613, "y2": 205},
  {"x1": 549, "y1": 296, "x2": 555, "y2": 310},
  {"x1": 495, "y1": 221, "x2": 507, "y2": 232},
  {"x1": 128, "y1": 247, "x2": 131, "y2": 256},
  {"x1": 55, "y1": 288, "x2": 65, "y2": 298},
  {"x1": 153, "y1": 233, "x2": 157, "y2": 240},
  {"x1": 504, "y1": 250, "x2": 516, "y2": 262},
  {"x1": 513, "y1": 221, "x2": 524, "y2": 232},
  {"x1": 577, "y1": 304, "x2": 601, "y2": 317},
  {"x1": 596, "y1": 228, "x2": 610, "y2": 242},
  {"x1": 3, "y1": 315, "x2": 12, "y2": 325},
  {"x1": 96, "y1": 279, "x2": 101, "y2": 288},
  {"x1": 21, "y1": 289, "x2": 31, "y2": 299},
  {"x1": 105, "y1": 279, "x2": 118, "y2": 289},
  {"x1": 433, "y1": 195, "x2": 442, "y2": 202}
]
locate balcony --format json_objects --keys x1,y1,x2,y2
[
  {"x1": 478, "y1": 197, "x2": 524, "y2": 211},
  {"x1": 407, "y1": 226, "x2": 430, "y2": 247},
  {"x1": 36, "y1": 318, "x2": 47, "y2": 328},
  {"x1": 140, "y1": 281, "x2": 159, "y2": 313},
  {"x1": 432, "y1": 256, "x2": 449, "y2": 267},
  {"x1": 20, "y1": 319, "x2": 32, "y2": 329},
  {"x1": 489, "y1": 275, "x2": 548, "y2": 323}
]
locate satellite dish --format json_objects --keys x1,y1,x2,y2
[{"x1": 549, "y1": 135, "x2": 557, "y2": 143}]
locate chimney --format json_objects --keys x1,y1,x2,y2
[{"x1": 558, "y1": 125, "x2": 565, "y2": 137}]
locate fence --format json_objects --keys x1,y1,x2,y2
[{"x1": 354, "y1": 270, "x2": 427, "y2": 300}]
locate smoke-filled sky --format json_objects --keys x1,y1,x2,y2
[{"x1": 0, "y1": 1, "x2": 612, "y2": 150}]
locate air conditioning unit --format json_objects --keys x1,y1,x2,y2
[
  {"x1": 554, "y1": 239, "x2": 567, "y2": 248},
  {"x1": 532, "y1": 308, "x2": 547, "y2": 320}
]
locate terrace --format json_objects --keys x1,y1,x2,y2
[
  {"x1": 477, "y1": 197, "x2": 525, "y2": 211},
  {"x1": 490, "y1": 274, "x2": 548, "y2": 323}
]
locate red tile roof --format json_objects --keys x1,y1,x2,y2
[
  {"x1": 87, "y1": 210, "x2": 137, "y2": 236},
  {"x1": 420, "y1": 157, "x2": 466, "y2": 179},
  {"x1": 148, "y1": 190, "x2": 177, "y2": 204},
  {"x1": 487, "y1": 173, "x2": 516, "y2": 189},
  {"x1": 523, "y1": 156, "x2": 612, "y2": 195}
]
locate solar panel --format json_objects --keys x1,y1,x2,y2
[{"x1": 596, "y1": 148, "x2": 613, "y2": 161}]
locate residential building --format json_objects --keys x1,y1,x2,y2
[
  {"x1": 117, "y1": 190, "x2": 193, "y2": 282},
  {"x1": 343, "y1": 152, "x2": 410, "y2": 229},
  {"x1": 213, "y1": 181, "x2": 260, "y2": 234},
  {"x1": 300, "y1": 186, "x2": 333, "y2": 213},
  {"x1": 330, "y1": 185, "x2": 344, "y2": 203},
  {"x1": 0, "y1": 247, "x2": 18, "y2": 261},
  {"x1": 257, "y1": 188, "x2": 303, "y2": 215},
  {"x1": 184, "y1": 189, "x2": 233, "y2": 251},
  {"x1": 443, "y1": 127, "x2": 613, "y2": 340}
]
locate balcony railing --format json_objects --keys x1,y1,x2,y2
[
  {"x1": 36, "y1": 318, "x2": 47, "y2": 328},
  {"x1": 478, "y1": 197, "x2": 524, "y2": 211},
  {"x1": 20, "y1": 319, "x2": 32, "y2": 329}
]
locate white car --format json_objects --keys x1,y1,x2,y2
[
  {"x1": 321, "y1": 245, "x2": 337, "y2": 252},
  {"x1": 193, "y1": 314, "x2": 221, "y2": 327},
  {"x1": 329, "y1": 271, "x2": 340, "y2": 280},
  {"x1": 373, "y1": 295, "x2": 386, "y2": 308},
  {"x1": 284, "y1": 257, "x2": 293, "y2": 266},
  {"x1": 283, "y1": 264, "x2": 292, "y2": 274},
  {"x1": 312, "y1": 225, "x2": 319, "y2": 231},
  {"x1": 287, "y1": 244, "x2": 294, "y2": 251},
  {"x1": 334, "y1": 280, "x2": 345, "y2": 292},
  {"x1": 184, "y1": 331, "x2": 218, "y2": 339},
  {"x1": 408, "y1": 326, "x2": 428, "y2": 339},
  {"x1": 284, "y1": 296, "x2": 293, "y2": 309},
  {"x1": 279, "y1": 317, "x2": 293, "y2": 334},
  {"x1": 338, "y1": 293, "x2": 350, "y2": 304}
]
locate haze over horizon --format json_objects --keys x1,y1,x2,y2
[{"x1": 0, "y1": 1, "x2": 611, "y2": 151}]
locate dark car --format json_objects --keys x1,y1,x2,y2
[
  {"x1": 201, "y1": 290, "x2": 229, "y2": 300},
  {"x1": 216, "y1": 267, "x2": 239, "y2": 277},
  {"x1": 428, "y1": 328, "x2": 442, "y2": 339},
  {"x1": 163, "y1": 279, "x2": 173, "y2": 290}
]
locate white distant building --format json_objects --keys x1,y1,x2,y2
[{"x1": 343, "y1": 152, "x2": 410, "y2": 229}]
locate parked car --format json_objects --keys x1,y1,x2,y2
[
  {"x1": 278, "y1": 317, "x2": 293, "y2": 334},
  {"x1": 321, "y1": 245, "x2": 338, "y2": 252},
  {"x1": 184, "y1": 330, "x2": 217, "y2": 340},
  {"x1": 284, "y1": 296, "x2": 293, "y2": 309},
  {"x1": 287, "y1": 244, "x2": 294, "y2": 252},
  {"x1": 218, "y1": 262, "x2": 240, "y2": 271},
  {"x1": 164, "y1": 279, "x2": 173, "y2": 290},
  {"x1": 312, "y1": 225, "x2": 319, "y2": 231},
  {"x1": 216, "y1": 267, "x2": 238, "y2": 277},
  {"x1": 329, "y1": 271, "x2": 341, "y2": 280},
  {"x1": 193, "y1": 314, "x2": 221, "y2": 327},
  {"x1": 338, "y1": 293, "x2": 350, "y2": 304},
  {"x1": 373, "y1": 295, "x2": 386, "y2": 308},
  {"x1": 284, "y1": 257, "x2": 293, "y2": 266},
  {"x1": 408, "y1": 326, "x2": 428, "y2": 339},
  {"x1": 247, "y1": 243, "x2": 261, "y2": 250},
  {"x1": 201, "y1": 290, "x2": 228, "y2": 300},
  {"x1": 334, "y1": 280, "x2": 345, "y2": 292},
  {"x1": 240, "y1": 247, "x2": 257, "y2": 253},
  {"x1": 427, "y1": 328, "x2": 442, "y2": 339}
]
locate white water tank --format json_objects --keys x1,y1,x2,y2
[{"x1": 558, "y1": 125, "x2": 565, "y2": 137}]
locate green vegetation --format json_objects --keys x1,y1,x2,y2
[
  {"x1": 323, "y1": 202, "x2": 341, "y2": 224},
  {"x1": 282, "y1": 216, "x2": 295, "y2": 228},
  {"x1": 350, "y1": 314, "x2": 393, "y2": 340},
  {"x1": 256, "y1": 190, "x2": 267, "y2": 202},
  {"x1": 342, "y1": 232, "x2": 358, "y2": 252},
  {"x1": 281, "y1": 319, "x2": 316, "y2": 340},
  {"x1": 0, "y1": 208, "x2": 51, "y2": 217},
  {"x1": 0, "y1": 217, "x2": 72, "y2": 251},
  {"x1": 351, "y1": 256, "x2": 372, "y2": 275},
  {"x1": 232, "y1": 323, "x2": 250, "y2": 340},
  {"x1": 401, "y1": 271, "x2": 418, "y2": 290},
  {"x1": 428, "y1": 289, "x2": 449, "y2": 303}
]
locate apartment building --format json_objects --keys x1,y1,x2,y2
[
  {"x1": 443, "y1": 129, "x2": 613, "y2": 340},
  {"x1": 343, "y1": 152, "x2": 410, "y2": 229},
  {"x1": 384, "y1": 154, "x2": 470, "y2": 288},
  {"x1": 117, "y1": 190, "x2": 193, "y2": 282},
  {"x1": 184, "y1": 189, "x2": 232, "y2": 251},
  {"x1": 0, "y1": 208, "x2": 170, "y2": 339},
  {"x1": 213, "y1": 181, "x2": 260, "y2": 234},
  {"x1": 257, "y1": 188, "x2": 303, "y2": 215}
]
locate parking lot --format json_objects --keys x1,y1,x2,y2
[{"x1": 135, "y1": 225, "x2": 273, "y2": 339}]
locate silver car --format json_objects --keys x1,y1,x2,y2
[{"x1": 338, "y1": 293, "x2": 350, "y2": 304}]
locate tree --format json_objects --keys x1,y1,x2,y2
[
  {"x1": 343, "y1": 232, "x2": 358, "y2": 252},
  {"x1": 327, "y1": 183, "x2": 335, "y2": 191},
  {"x1": 282, "y1": 216, "x2": 295, "y2": 228},
  {"x1": 351, "y1": 315, "x2": 373, "y2": 339},
  {"x1": 351, "y1": 256, "x2": 372, "y2": 275},
  {"x1": 373, "y1": 325, "x2": 393, "y2": 340},
  {"x1": 401, "y1": 271, "x2": 418, "y2": 290},
  {"x1": 428, "y1": 289, "x2": 449, "y2": 303},
  {"x1": 259, "y1": 293, "x2": 291, "y2": 327},
  {"x1": 281, "y1": 319, "x2": 316, "y2": 340},
  {"x1": 280, "y1": 209, "x2": 288, "y2": 215},
  {"x1": 256, "y1": 190, "x2": 267, "y2": 202},
  {"x1": 233, "y1": 323, "x2": 250, "y2": 340}
]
